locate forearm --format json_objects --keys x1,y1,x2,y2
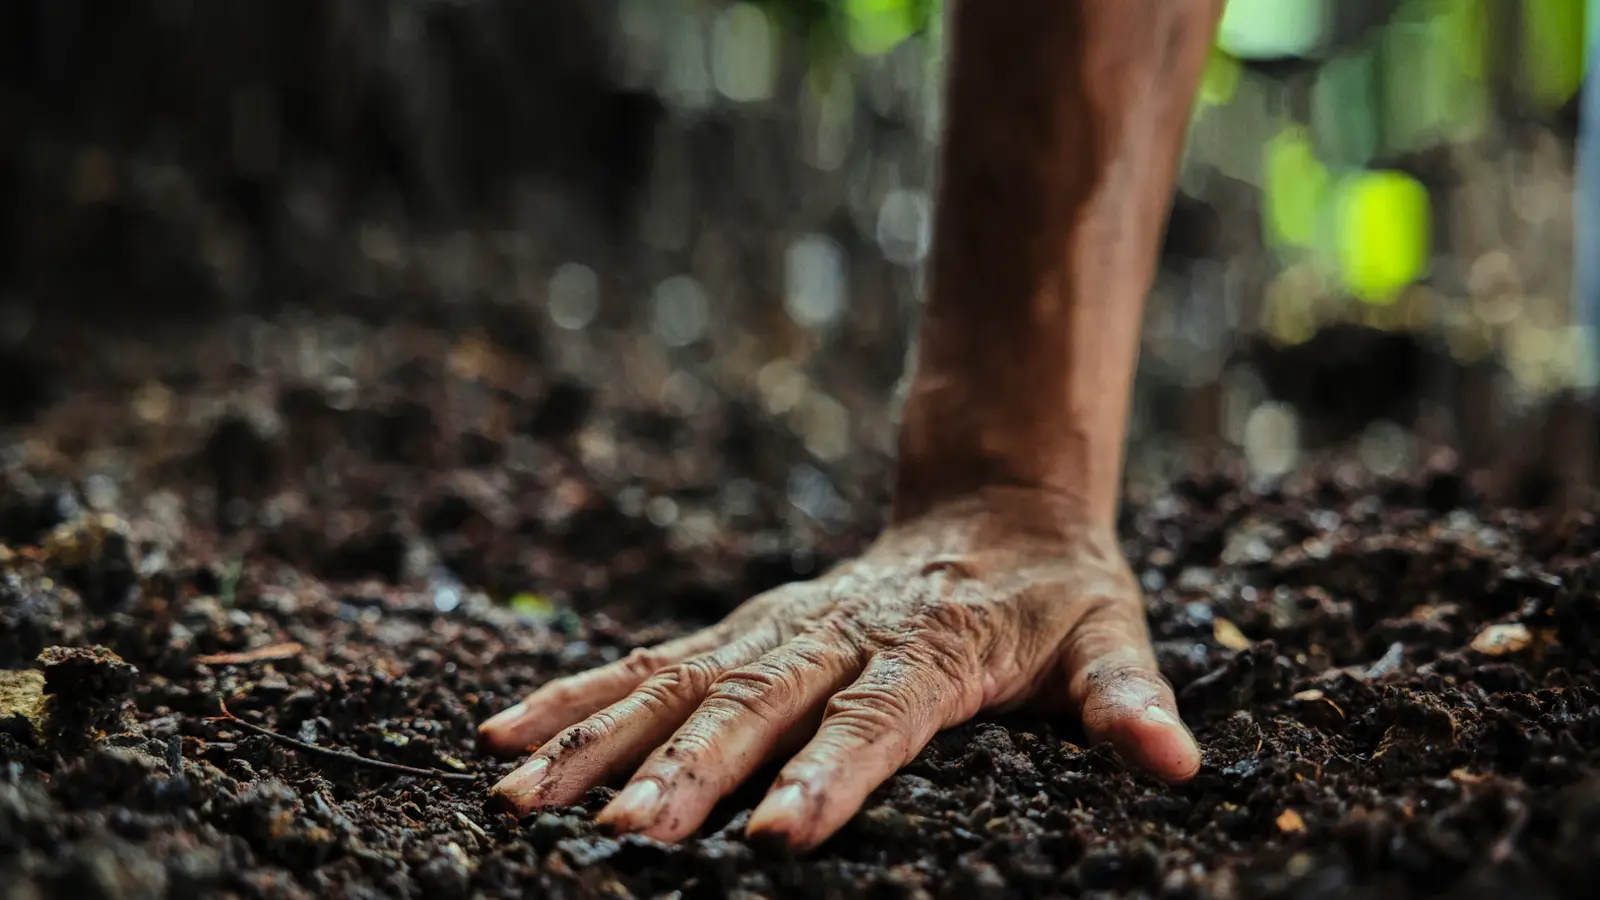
[{"x1": 894, "y1": 0, "x2": 1224, "y2": 527}]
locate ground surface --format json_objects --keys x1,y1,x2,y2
[{"x1": 2, "y1": 321, "x2": 1599, "y2": 900}]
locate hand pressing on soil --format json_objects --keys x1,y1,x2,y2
[
  {"x1": 482, "y1": 489, "x2": 1198, "y2": 847},
  {"x1": 481, "y1": 0, "x2": 1225, "y2": 850}
]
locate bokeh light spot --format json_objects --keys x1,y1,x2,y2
[{"x1": 1335, "y1": 170, "x2": 1431, "y2": 305}]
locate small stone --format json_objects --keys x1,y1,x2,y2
[{"x1": 40, "y1": 514, "x2": 139, "y2": 611}]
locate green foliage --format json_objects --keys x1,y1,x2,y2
[
  {"x1": 761, "y1": 0, "x2": 939, "y2": 63},
  {"x1": 1263, "y1": 127, "x2": 1331, "y2": 252},
  {"x1": 1522, "y1": 0, "x2": 1587, "y2": 109}
]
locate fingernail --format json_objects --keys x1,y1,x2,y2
[
  {"x1": 599, "y1": 779, "x2": 662, "y2": 829},
  {"x1": 1143, "y1": 705, "x2": 1179, "y2": 727},
  {"x1": 491, "y1": 756, "x2": 549, "y2": 798},
  {"x1": 1145, "y1": 706, "x2": 1200, "y2": 751},
  {"x1": 483, "y1": 702, "x2": 527, "y2": 731},
  {"x1": 748, "y1": 782, "x2": 807, "y2": 834}
]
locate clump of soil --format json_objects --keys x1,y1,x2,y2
[{"x1": 1, "y1": 323, "x2": 1598, "y2": 900}]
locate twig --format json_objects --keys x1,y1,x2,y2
[
  {"x1": 210, "y1": 700, "x2": 478, "y2": 783},
  {"x1": 194, "y1": 642, "x2": 305, "y2": 666}
]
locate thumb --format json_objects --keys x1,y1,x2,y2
[{"x1": 1058, "y1": 598, "x2": 1202, "y2": 782}]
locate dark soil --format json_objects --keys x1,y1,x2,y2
[{"x1": 0, "y1": 322, "x2": 1598, "y2": 900}]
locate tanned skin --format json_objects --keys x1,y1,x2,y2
[{"x1": 480, "y1": 0, "x2": 1228, "y2": 851}]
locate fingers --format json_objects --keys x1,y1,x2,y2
[
  {"x1": 746, "y1": 647, "x2": 976, "y2": 850},
  {"x1": 487, "y1": 628, "x2": 780, "y2": 814},
  {"x1": 479, "y1": 585, "x2": 816, "y2": 758},
  {"x1": 595, "y1": 636, "x2": 864, "y2": 842},
  {"x1": 478, "y1": 626, "x2": 733, "y2": 757},
  {"x1": 1060, "y1": 598, "x2": 1201, "y2": 783}
]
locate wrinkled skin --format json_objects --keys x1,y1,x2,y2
[{"x1": 480, "y1": 488, "x2": 1199, "y2": 849}]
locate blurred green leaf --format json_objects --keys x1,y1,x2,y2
[
  {"x1": 1263, "y1": 126, "x2": 1330, "y2": 251},
  {"x1": 843, "y1": 0, "x2": 920, "y2": 55},
  {"x1": 1198, "y1": 47, "x2": 1243, "y2": 107},
  {"x1": 1523, "y1": 0, "x2": 1586, "y2": 109},
  {"x1": 1335, "y1": 169, "x2": 1431, "y2": 304}
]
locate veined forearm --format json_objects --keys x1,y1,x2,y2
[{"x1": 894, "y1": 0, "x2": 1224, "y2": 526}]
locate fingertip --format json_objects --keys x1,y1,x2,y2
[
  {"x1": 476, "y1": 726, "x2": 534, "y2": 759},
  {"x1": 1087, "y1": 700, "x2": 1202, "y2": 783},
  {"x1": 478, "y1": 702, "x2": 533, "y2": 757},
  {"x1": 487, "y1": 756, "x2": 551, "y2": 815},
  {"x1": 745, "y1": 782, "x2": 813, "y2": 849},
  {"x1": 1079, "y1": 669, "x2": 1201, "y2": 783},
  {"x1": 1131, "y1": 704, "x2": 1203, "y2": 782},
  {"x1": 595, "y1": 778, "x2": 664, "y2": 834}
]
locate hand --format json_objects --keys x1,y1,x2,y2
[{"x1": 478, "y1": 487, "x2": 1201, "y2": 850}]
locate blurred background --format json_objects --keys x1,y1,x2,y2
[{"x1": 0, "y1": 0, "x2": 1595, "y2": 609}]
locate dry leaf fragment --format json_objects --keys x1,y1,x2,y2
[
  {"x1": 1214, "y1": 618, "x2": 1252, "y2": 651},
  {"x1": 1470, "y1": 623, "x2": 1531, "y2": 656}
]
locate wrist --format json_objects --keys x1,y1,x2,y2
[{"x1": 890, "y1": 383, "x2": 1127, "y2": 529}]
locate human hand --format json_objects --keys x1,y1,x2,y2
[{"x1": 478, "y1": 487, "x2": 1200, "y2": 850}]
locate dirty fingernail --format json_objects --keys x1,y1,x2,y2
[
  {"x1": 492, "y1": 756, "x2": 549, "y2": 798},
  {"x1": 483, "y1": 702, "x2": 528, "y2": 731},
  {"x1": 748, "y1": 782, "x2": 806, "y2": 834},
  {"x1": 599, "y1": 779, "x2": 662, "y2": 829}
]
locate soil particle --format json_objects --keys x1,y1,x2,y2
[{"x1": 36, "y1": 646, "x2": 138, "y2": 755}]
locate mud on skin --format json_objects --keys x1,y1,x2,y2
[{"x1": 0, "y1": 330, "x2": 1597, "y2": 898}]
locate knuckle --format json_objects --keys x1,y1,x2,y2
[
  {"x1": 704, "y1": 664, "x2": 789, "y2": 718},
  {"x1": 636, "y1": 658, "x2": 719, "y2": 708},
  {"x1": 659, "y1": 727, "x2": 719, "y2": 761},
  {"x1": 817, "y1": 716, "x2": 885, "y2": 754},
  {"x1": 1082, "y1": 656, "x2": 1163, "y2": 694},
  {"x1": 900, "y1": 629, "x2": 978, "y2": 685},
  {"x1": 908, "y1": 599, "x2": 993, "y2": 642},
  {"x1": 826, "y1": 684, "x2": 917, "y2": 727},
  {"x1": 805, "y1": 610, "x2": 869, "y2": 648},
  {"x1": 812, "y1": 697, "x2": 913, "y2": 760},
  {"x1": 785, "y1": 636, "x2": 840, "y2": 671},
  {"x1": 619, "y1": 646, "x2": 667, "y2": 680}
]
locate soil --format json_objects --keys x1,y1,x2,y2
[{"x1": 0, "y1": 320, "x2": 1596, "y2": 900}]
